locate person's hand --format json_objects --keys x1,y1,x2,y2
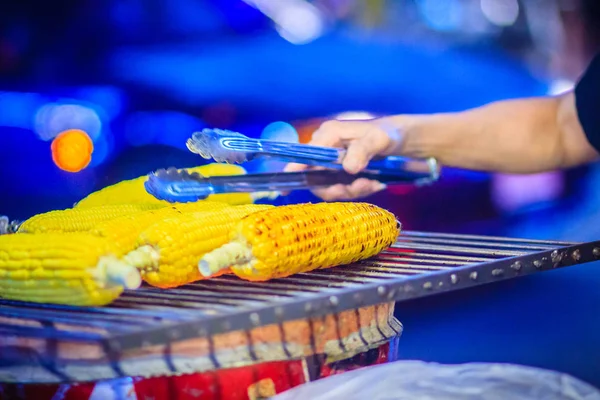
[{"x1": 284, "y1": 118, "x2": 405, "y2": 200}]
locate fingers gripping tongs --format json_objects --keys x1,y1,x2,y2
[{"x1": 145, "y1": 128, "x2": 440, "y2": 203}]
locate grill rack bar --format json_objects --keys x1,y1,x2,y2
[{"x1": 0, "y1": 231, "x2": 597, "y2": 358}]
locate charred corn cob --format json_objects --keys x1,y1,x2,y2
[
  {"x1": 75, "y1": 163, "x2": 276, "y2": 208},
  {"x1": 0, "y1": 233, "x2": 141, "y2": 306},
  {"x1": 199, "y1": 202, "x2": 400, "y2": 281},
  {"x1": 123, "y1": 204, "x2": 273, "y2": 288},
  {"x1": 17, "y1": 204, "x2": 162, "y2": 234},
  {"x1": 91, "y1": 201, "x2": 230, "y2": 255}
]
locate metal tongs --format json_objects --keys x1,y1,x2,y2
[
  {"x1": 0, "y1": 215, "x2": 20, "y2": 235},
  {"x1": 145, "y1": 128, "x2": 440, "y2": 203}
]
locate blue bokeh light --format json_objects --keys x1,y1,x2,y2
[
  {"x1": 255, "y1": 121, "x2": 299, "y2": 173},
  {"x1": 34, "y1": 102, "x2": 103, "y2": 142},
  {"x1": 260, "y1": 121, "x2": 298, "y2": 143}
]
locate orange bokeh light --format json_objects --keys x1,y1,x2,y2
[
  {"x1": 51, "y1": 129, "x2": 94, "y2": 173},
  {"x1": 293, "y1": 118, "x2": 324, "y2": 143}
]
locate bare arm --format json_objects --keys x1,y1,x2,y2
[
  {"x1": 286, "y1": 90, "x2": 600, "y2": 200},
  {"x1": 387, "y1": 91, "x2": 599, "y2": 173}
]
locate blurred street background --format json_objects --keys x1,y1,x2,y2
[{"x1": 2, "y1": 0, "x2": 600, "y2": 388}]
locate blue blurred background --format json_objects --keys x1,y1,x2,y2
[{"x1": 1, "y1": 0, "x2": 600, "y2": 388}]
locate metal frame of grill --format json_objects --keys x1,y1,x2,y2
[{"x1": 1, "y1": 231, "x2": 599, "y2": 362}]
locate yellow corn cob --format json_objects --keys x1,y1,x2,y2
[
  {"x1": 17, "y1": 204, "x2": 163, "y2": 234},
  {"x1": 199, "y1": 202, "x2": 400, "y2": 281},
  {"x1": 91, "y1": 201, "x2": 230, "y2": 256},
  {"x1": 75, "y1": 164, "x2": 277, "y2": 208},
  {"x1": 0, "y1": 233, "x2": 141, "y2": 306},
  {"x1": 123, "y1": 204, "x2": 274, "y2": 288}
]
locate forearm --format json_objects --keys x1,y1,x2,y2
[{"x1": 381, "y1": 93, "x2": 597, "y2": 173}]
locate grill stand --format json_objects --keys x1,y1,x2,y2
[{"x1": 0, "y1": 231, "x2": 598, "y2": 384}]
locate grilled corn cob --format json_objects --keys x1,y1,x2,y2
[
  {"x1": 199, "y1": 202, "x2": 400, "y2": 281},
  {"x1": 123, "y1": 204, "x2": 273, "y2": 288},
  {"x1": 91, "y1": 201, "x2": 230, "y2": 255},
  {"x1": 17, "y1": 204, "x2": 163, "y2": 234},
  {"x1": 0, "y1": 233, "x2": 141, "y2": 306},
  {"x1": 75, "y1": 164, "x2": 276, "y2": 208}
]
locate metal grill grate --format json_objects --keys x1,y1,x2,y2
[{"x1": 0, "y1": 231, "x2": 598, "y2": 355}]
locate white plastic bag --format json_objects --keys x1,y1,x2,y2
[{"x1": 272, "y1": 361, "x2": 600, "y2": 400}]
